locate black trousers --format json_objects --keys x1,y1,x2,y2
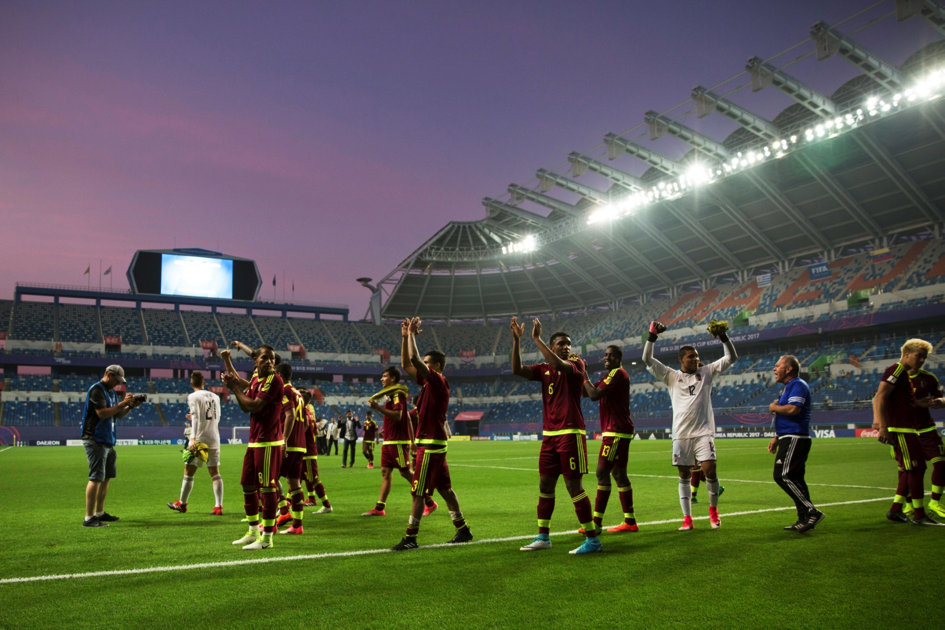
[
  {"x1": 774, "y1": 436, "x2": 815, "y2": 519},
  {"x1": 317, "y1": 436, "x2": 328, "y2": 455},
  {"x1": 343, "y1": 439, "x2": 357, "y2": 466},
  {"x1": 328, "y1": 437, "x2": 338, "y2": 454}
]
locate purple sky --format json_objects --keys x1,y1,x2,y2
[{"x1": 1, "y1": 1, "x2": 938, "y2": 318}]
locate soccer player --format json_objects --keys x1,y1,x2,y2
[
  {"x1": 299, "y1": 390, "x2": 333, "y2": 513},
  {"x1": 582, "y1": 345, "x2": 637, "y2": 534},
  {"x1": 390, "y1": 317, "x2": 473, "y2": 550},
  {"x1": 643, "y1": 320, "x2": 736, "y2": 531},
  {"x1": 167, "y1": 371, "x2": 224, "y2": 515},
  {"x1": 274, "y1": 363, "x2": 306, "y2": 534},
  {"x1": 364, "y1": 367, "x2": 415, "y2": 516},
  {"x1": 362, "y1": 411, "x2": 379, "y2": 468},
  {"x1": 909, "y1": 365, "x2": 945, "y2": 518},
  {"x1": 512, "y1": 317, "x2": 601, "y2": 555},
  {"x1": 874, "y1": 339, "x2": 942, "y2": 525},
  {"x1": 221, "y1": 345, "x2": 286, "y2": 549},
  {"x1": 767, "y1": 355, "x2": 824, "y2": 532}
]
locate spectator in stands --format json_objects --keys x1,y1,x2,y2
[{"x1": 80, "y1": 365, "x2": 140, "y2": 528}]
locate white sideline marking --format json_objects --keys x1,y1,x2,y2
[
  {"x1": 0, "y1": 496, "x2": 892, "y2": 585},
  {"x1": 449, "y1": 463, "x2": 895, "y2": 491},
  {"x1": 0, "y1": 447, "x2": 13, "y2": 454}
]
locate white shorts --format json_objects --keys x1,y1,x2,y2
[
  {"x1": 672, "y1": 436, "x2": 716, "y2": 467},
  {"x1": 190, "y1": 448, "x2": 221, "y2": 469}
]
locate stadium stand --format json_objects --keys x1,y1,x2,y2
[
  {"x1": 10, "y1": 301, "x2": 55, "y2": 341},
  {"x1": 3, "y1": 401, "x2": 55, "y2": 426},
  {"x1": 216, "y1": 313, "x2": 262, "y2": 347},
  {"x1": 180, "y1": 310, "x2": 226, "y2": 348},
  {"x1": 291, "y1": 318, "x2": 339, "y2": 354},
  {"x1": 58, "y1": 304, "x2": 101, "y2": 343},
  {"x1": 100, "y1": 306, "x2": 144, "y2": 344},
  {"x1": 322, "y1": 320, "x2": 367, "y2": 354},
  {"x1": 253, "y1": 314, "x2": 298, "y2": 351},
  {"x1": 0, "y1": 299, "x2": 13, "y2": 335},
  {"x1": 142, "y1": 309, "x2": 187, "y2": 346}
]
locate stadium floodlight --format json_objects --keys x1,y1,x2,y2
[{"x1": 501, "y1": 234, "x2": 538, "y2": 255}]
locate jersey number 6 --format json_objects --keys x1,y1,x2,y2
[{"x1": 548, "y1": 384, "x2": 554, "y2": 396}]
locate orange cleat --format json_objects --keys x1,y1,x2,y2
[{"x1": 607, "y1": 522, "x2": 639, "y2": 533}]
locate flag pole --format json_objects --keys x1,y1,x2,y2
[{"x1": 99, "y1": 259, "x2": 102, "y2": 290}]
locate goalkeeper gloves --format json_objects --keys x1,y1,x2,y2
[{"x1": 647, "y1": 321, "x2": 667, "y2": 343}]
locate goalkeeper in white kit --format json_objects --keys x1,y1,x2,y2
[
  {"x1": 643, "y1": 319, "x2": 736, "y2": 531},
  {"x1": 168, "y1": 371, "x2": 224, "y2": 515}
]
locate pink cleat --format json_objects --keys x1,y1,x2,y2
[
  {"x1": 279, "y1": 525, "x2": 304, "y2": 535},
  {"x1": 679, "y1": 515, "x2": 694, "y2": 531},
  {"x1": 422, "y1": 501, "x2": 438, "y2": 517},
  {"x1": 709, "y1": 506, "x2": 721, "y2": 530}
]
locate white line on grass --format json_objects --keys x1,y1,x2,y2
[
  {"x1": 448, "y1": 463, "x2": 895, "y2": 491},
  {"x1": 0, "y1": 447, "x2": 13, "y2": 454},
  {"x1": 0, "y1": 496, "x2": 892, "y2": 585}
]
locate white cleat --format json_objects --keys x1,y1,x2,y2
[
  {"x1": 519, "y1": 536, "x2": 552, "y2": 551},
  {"x1": 243, "y1": 536, "x2": 273, "y2": 550},
  {"x1": 312, "y1": 506, "x2": 333, "y2": 514},
  {"x1": 232, "y1": 532, "x2": 259, "y2": 546}
]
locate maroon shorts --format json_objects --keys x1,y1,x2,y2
[
  {"x1": 539, "y1": 433, "x2": 588, "y2": 478},
  {"x1": 382, "y1": 443, "x2": 411, "y2": 471},
  {"x1": 302, "y1": 456, "x2": 320, "y2": 484},
  {"x1": 410, "y1": 447, "x2": 451, "y2": 497},
  {"x1": 281, "y1": 451, "x2": 305, "y2": 480},
  {"x1": 240, "y1": 445, "x2": 283, "y2": 488},
  {"x1": 892, "y1": 431, "x2": 926, "y2": 472},
  {"x1": 918, "y1": 428, "x2": 945, "y2": 463},
  {"x1": 598, "y1": 435, "x2": 631, "y2": 469}
]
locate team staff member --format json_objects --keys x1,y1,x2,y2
[
  {"x1": 80, "y1": 365, "x2": 140, "y2": 528},
  {"x1": 222, "y1": 345, "x2": 286, "y2": 549},
  {"x1": 342, "y1": 410, "x2": 361, "y2": 468},
  {"x1": 767, "y1": 355, "x2": 823, "y2": 532},
  {"x1": 583, "y1": 345, "x2": 637, "y2": 535},
  {"x1": 512, "y1": 317, "x2": 600, "y2": 555},
  {"x1": 362, "y1": 411, "x2": 379, "y2": 468}
]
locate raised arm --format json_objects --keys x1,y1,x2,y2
[
  {"x1": 407, "y1": 317, "x2": 430, "y2": 380},
  {"x1": 223, "y1": 372, "x2": 268, "y2": 414},
  {"x1": 510, "y1": 317, "x2": 532, "y2": 379},
  {"x1": 400, "y1": 318, "x2": 418, "y2": 380},
  {"x1": 230, "y1": 340, "x2": 255, "y2": 359},
  {"x1": 642, "y1": 321, "x2": 666, "y2": 368},
  {"x1": 532, "y1": 319, "x2": 573, "y2": 373},
  {"x1": 220, "y1": 349, "x2": 250, "y2": 390}
]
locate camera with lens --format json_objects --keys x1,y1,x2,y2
[{"x1": 134, "y1": 394, "x2": 148, "y2": 404}]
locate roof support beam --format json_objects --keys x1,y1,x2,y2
[
  {"x1": 518, "y1": 263, "x2": 555, "y2": 314},
  {"x1": 602, "y1": 229, "x2": 676, "y2": 287},
  {"x1": 536, "y1": 248, "x2": 613, "y2": 303},
  {"x1": 414, "y1": 266, "x2": 434, "y2": 314},
  {"x1": 793, "y1": 152, "x2": 884, "y2": 238},
  {"x1": 446, "y1": 264, "x2": 456, "y2": 322},
  {"x1": 743, "y1": 171, "x2": 832, "y2": 250},
  {"x1": 604, "y1": 133, "x2": 683, "y2": 176},
  {"x1": 644, "y1": 111, "x2": 731, "y2": 161},
  {"x1": 497, "y1": 262, "x2": 521, "y2": 314},
  {"x1": 571, "y1": 239, "x2": 645, "y2": 294},
  {"x1": 631, "y1": 214, "x2": 708, "y2": 280},
  {"x1": 483, "y1": 198, "x2": 553, "y2": 229},
  {"x1": 746, "y1": 57, "x2": 838, "y2": 117},
  {"x1": 896, "y1": 0, "x2": 945, "y2": 36},
  {"x1": 852, "y1": 129, "x2": 945, "y2": 223},
  {"x1": 662, "y1": 201, "x2": 743, "y2": 270},
  {"x1": 568, "y1": 152, "x2": 644, "y2": 191},
  {"x1": 705, "y1": 187, "x2": 786, "y2": 259},
  {"x1": 507, "y1": 184, "x2": 583, "y2": 218},
  {"x1": 810, "y1": 22, "x2": 907, "y2": 93},
  {"x1": 536, "y1": 169, "x2": 609, "y2": 203},
  {"x1": 474, "y1": 261, "x2": 486, "y2": 320},
  {"x1": 691, "y1": 86, "x2": 780, "y2": 141}
]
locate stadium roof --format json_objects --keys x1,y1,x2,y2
[{"x1": 376, "y1": 16, "x2": 945, "y2": 322}]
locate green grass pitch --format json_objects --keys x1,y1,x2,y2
[{"x1": 0, "y1": 438, "x2": 939, "y2": 629}]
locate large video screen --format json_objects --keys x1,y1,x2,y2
[{"x1": 160, "y1": 254, "x2": 233, "y2": 299}]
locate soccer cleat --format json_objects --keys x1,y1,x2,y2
[
  {"x1": 390, "y1": 537, "x2": 419, "y2": 551},
  {"x1": 578, "y1": 526, "x2": 601, "y2": 536},
  {"x1": 783, "y1": 522, "x2": 802, "y2": 531},
  {"x1": 679, "y1": 516, "x2": 694, "y2": 531},
  {"x1": 718, "y1": 485, "x2": 725, "y2": 497},
  {"x1": 886, "y1": 510, "x2": 911, "y2": 523},
  {"x1": 276, "y1": 513, "x2": 293, "y2": 527},
  {"x1": 569, "y1": 536, "x2": 603, "y2": 555},
  {"x1": 98, "y1": 513, "x2": 121, "y2": 522},
  {"x1": 797, "y1": 510, "x2": 825, "y2": 533},
  {"x1": 82, "y1": 516, "x2": 108, "y2": 528},
  {"x1": 312, "y1": 506, "x2": 333, "y2": 515},
  {"x1": 279, "y1": 525, "x2": 304, "y2": 535},
  {"x1": 903, "y1": 502, "x2": 914, "y2": 518},
  {"x1": 607, "y1": 522, "x2": 639, "y2": 533},
  {"x1": 232, "y1": 532, "x2": 260, "y2": 545},
  {"x1": 362, "y1": 509, "x2": 386, "y2": 517},
  {"x1": 519, "y1": 536, "x2": 552, "y2": 551},
  {"x1": 912, "y1": 515, "x2": 945, "y2": 526},
  {"x1": 167, "y1": 501, "x2": 187, "y2": 513},
  {"x1": 258, "y1": 523, "x2": 279, "y2": 534},
  {"x1": 422, "y1": 501, "x2": 438, "y2": 517},
  {"x1": 447, "y1": 528, "x2": 473, "y2": 544},
  {"x1": 690, "y1": 496, "x2": 699, "y2": 504},
  {"x1": 240, "y1": 516, "x2": 249, "y2": 523},
  {"x1": 927, "y1": 500, "x2": 945, "y2": 518},
  {"x1": 243, "y1": 536, "x2": 273, "y2": 550},
  {"x1": 341, "y1": 464, "x2": 347, "y2": 468},
  {"x1": 709, "y1": 506, "x2": 721, "y2": 530},
  {"x1": 303, "y1": 499, "x2": 318, "y2": 507},
  {"x1": 210, "y1": 507, "x2": 223, "y2": 516},
  {"x1": 367, "y1": 463, "x2": 374, "y2": 469}
]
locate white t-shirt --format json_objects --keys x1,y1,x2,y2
[
  {"x1": 187, "y1": 389, "x2": 222, "y2": 449},
  {"x1": 647, "y1": 355, "x2": 733, "y2": 439}
]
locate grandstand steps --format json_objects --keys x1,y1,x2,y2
[
  {"x1": 319, "y1": 322, "x2": 343, "y2": 354},
  {"x1": 284, "y1": 318, "x2": 304, "y2": 348},
  {"x1": 95, "y1": 307, "x2": 104, "y2": 343},
  {"x1": 350, "y1": 325, "x2": 372, "y2": 354},
  {"x1": 53, "y1": 402, "x2": 60, "y2": 427},
  {"x1": 490, "y1": 327, "x2": 503, "y2": 356},
  {"x1": 178, "y1": 311, "x2": 192, "y2": 346},
  {"x1": 53, "y1": 304, "x2": 60, "y2": 343},
  {"x1": 138, "y1": 310, "x2": 149, "y2": 345},
  {"x1": 212, "y1": 314, "x2": 228, "y2": 346},
  {"x1": 0, "y1": 400, "x2": 4, "y2": 425},
  {"x1": 155, "y1": 403, "x2": 168, "y2": 426},
  {"x1": 430, "y1": 327, "x2": 443, "y2": 353}
]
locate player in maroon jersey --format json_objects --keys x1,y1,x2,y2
[
  {"x1": 390, "y1": 317, "x2": 472, "y2": 550},
  {"x1": 298, "y1": 389, "x2": 333, "y2": 514},
  {"x1": 582, "y1": 345, "x2": 637, "y2": 534},
  {"x1": 908, "y1": 364, "x2": 945, "y2": 518},
  {"x1": 511, "y1": 317, "x2": 600, "y2": 555},
  {"x1": 222, "y1": 344, "x2": 287, "y2": 549},
  {"x1": 362, "y1": 411, "x2": 379, "y2": 469},
  {"x1": 873, "y1": 338, "x2": 943, "y2": 525},
  {"x1": 274, "y1": 363, "x2": 307, "y2": 534},
  {"x1": 364, "y1": 366, "x2": 415, "y2": 516}
]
